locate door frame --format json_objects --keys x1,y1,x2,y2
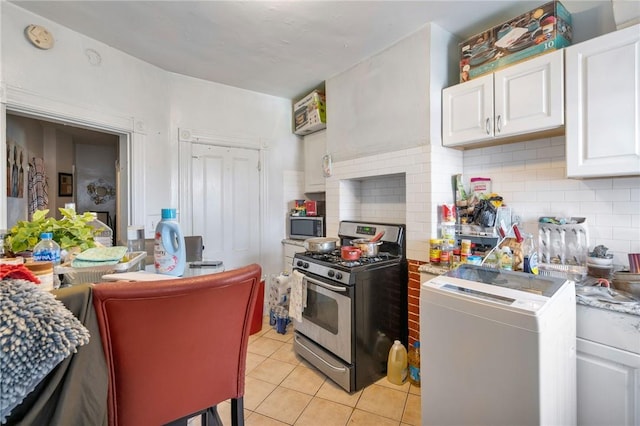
[
  {"x1": 178, "y1": 127, "x2": 268, "y2": 270},
  {"x1": 0, "y1": 84, "x2": 145, "y2": 240}
]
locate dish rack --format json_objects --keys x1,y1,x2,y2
[{"x1": 55, "y1": 251, "x2": 146, "y2": 285}]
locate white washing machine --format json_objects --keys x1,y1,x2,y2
[{"x1": 420, "y1": 265, "x2": 576, "y2": 426}]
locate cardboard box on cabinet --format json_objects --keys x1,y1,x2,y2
[
  {"x1": 293, "y1": 90, "x2": 326, "y2": 135},
  {"x1": 459, "y1": 1, "x2": 572, "y2": 83}
]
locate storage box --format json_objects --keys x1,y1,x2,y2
[
  {"x1": 459, "y1": 1, "x2": 572, "y2": 83},
  {"x1": 293, "y1": 90, "x2": 326, "y2": 135}
]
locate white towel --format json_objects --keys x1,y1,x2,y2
[{"x1": 289, "y1": 270, "x2": 307, "y2": 322}]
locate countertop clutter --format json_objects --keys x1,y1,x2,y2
[{"x1": 419, "y1": 263, "x2": 640, "y2": 316}]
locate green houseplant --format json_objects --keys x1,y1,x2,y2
[{"x1": 5, "y1": 208, "x2": 100, "y2": 255}]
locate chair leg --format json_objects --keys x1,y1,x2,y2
[
  {"x1": 205, "y1": 406, "x2": 222, "y2": 426},
  {"x1": 231, "y1": 397, "x2": 244, "y2": 426}
]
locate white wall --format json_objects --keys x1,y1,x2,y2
[
  {"x1": 1, "y1": 3, "x2": 302, "y2": 278},
  {"x1": 462, "y1": 136, "x2": 640, "y2": 267}
]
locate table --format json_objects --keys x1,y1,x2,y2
[{"x1": 5, "y1": 285, "x2": 108, "y2": 426}]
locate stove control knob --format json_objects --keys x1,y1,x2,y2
[
  {"x1": 327, "y1": 270, "x2": 335, "y2": 278},
  {"x1": 296, "y1": 260, "x2": 303, "y2": 268},
  {"x1": 335, "y1": 272, "x2": 343, "y2": 280},
  {"x1": 303, "y1": 262, "x2": 309, "y2": 269}
]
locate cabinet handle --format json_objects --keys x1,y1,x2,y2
[
  {"x1": 485, "y1": 118, "x2": 491, "y2": 135},
  {"x1": 496, "y1": 115, "x2": 502, "y2": 133}
]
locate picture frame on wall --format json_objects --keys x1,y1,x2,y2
[{"x1": 58, "y1": 173, "x2": 73, "y2": 197}]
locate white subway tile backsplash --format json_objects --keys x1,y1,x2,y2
[
  {"x1": 538, "y1": 190, "x2": 565, "y2": 202},
  {"x1": 595, "y1": 189, "x2": 631, "y2": 202},
  {"x1": 525, "y1": 138, "x2": 552, "y2": 150},
  {"x1": 594, "y1": 214, "x2": 632, "y2": 227},
  {"x1": 613, "y1": 201, "x2": 640, "y2": 215},
  {"x1": 490, "y1": 152, "x2": 514, "y2": 164},
  {"x1": 580, "y1": 201, "x2": 614, "y2": 215},
  {"x1": 613, "y1": 177, "x2": 640, "y2": 188},
  {"x1": 525, "y1": 158, "x2": 552, "y2": 170},
  {"x1": 579, "y1": 179, "x2": 613, "y2": 191},
  {"x1": 540, "y1": 145, "x2": 565, "y2": 159},
  {"x1": 589, "y1": 225, "x2": 612, "y2": 240},
  {"x1": 565, "y1": 191, "x2": 596, "y2": 202},
  {"x1": 461, "y1": 134, "x2": 638, "y2": 267}
]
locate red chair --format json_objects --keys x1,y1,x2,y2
[{"x1": 92, "y1": 264, "x2": 262, "y2": 426}]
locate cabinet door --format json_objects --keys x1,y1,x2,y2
[
  {"x1": 283, "y1": 242, "x2": 305, "y2": 273},
  {"x1": 577, "y1": 338, "x2": 640, "y2": 426},
  {"x1": 494, "y1": 49, "x2": 564, "y2": 138},
  {"x1": 442, "y1": 74, "x2": 494, "y2": 147},
  {"x1": 566, "y1": 25, "x2": 640, "y2": 178},
  {"x1": 304, "y1": 130, "x2": 327, "y2": 193}
]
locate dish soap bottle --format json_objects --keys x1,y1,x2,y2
[
  {"x1": 408, "y1": 341, "x2": 421, "y2": 387},
  {"x1": 154, "y1": 208, "x2": 186, "y2": 276},
  {"x1": 387, "y1": 340, "x2": 408, "y2": 385}
]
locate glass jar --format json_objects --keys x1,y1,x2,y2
[{"x1": 429, "y1": 239, "x2": 441, "y2": 264}]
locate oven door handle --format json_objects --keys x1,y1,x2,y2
[
  {"x1": 304, "y1": 276, "x2": 347, "y2": 292},
  {"x1": 295, "y1": 335, "x2": 348, "y2": 373}
]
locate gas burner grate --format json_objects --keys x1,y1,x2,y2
[{"x1": 299, "y1": 250, "x2": 400, "y2": 267}]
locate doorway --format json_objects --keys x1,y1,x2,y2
[
  {"x1": 190, "y1": 143, "x2": 261, "y2": 270},
  {"x1": 4, "y1": 112, "x2": 128, "y2": 244}
]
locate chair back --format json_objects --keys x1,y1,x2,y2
[
  {"x1": 92, "y1": 263, "x2": 261, "y2": 426},
  {"x1": 144, "y1": 235, "x2": 204, "y2": 265}
]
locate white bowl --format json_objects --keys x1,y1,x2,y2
[{"x1": 587, "y1": 256, "x2": 613, "y2": 267}]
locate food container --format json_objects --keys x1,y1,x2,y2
[
  {"x1": 304, "y1": 237, "x2": 338, "y2": 253},
  {"x1": 341, "y1": 246, "x2": 362, "y2": 261},
  {"x1": 351, "y1": 239, "x2": 382, "y2": 257},
  {"x1": 459, "y1": 1, "x2": 572, "y2": 82},
  {"x1": 293, "y1": 90, "x2": 326, "y2": 135},
  {"x1": 612, "y1": 272, "x2": 640, "y2": 298}
]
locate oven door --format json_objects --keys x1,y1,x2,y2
[{"x1": 293, "y1": 272, "x2": 352, "y2": 363}]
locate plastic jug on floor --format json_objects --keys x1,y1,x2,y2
[{"x1": 387, "y1": 340, "x2": 408, "y2": 385}]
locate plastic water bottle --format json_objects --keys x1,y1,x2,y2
[
  {"x1": 408, "y1": 341, "x2": 421, "y2": 387},
  {"x1": 387, "y1": 340, "x2": 408, "y2": 385},
  {"x1": 154, "y1": 208, "x2": 186, "y2": 276},
  {"x1": 127, "y1": 225, "x2": 146, "y2": 270},
  {"x1": 33, "y1": 232, "x2": 61, "y2": 266},
  {"x1": 88, "y1": 212, "x2": 113, "y2": 247},
  {"x1": 523, "y1": 233, "x2": 539, "y2": 274}
]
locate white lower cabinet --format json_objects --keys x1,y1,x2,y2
[
  {"x1": 576, "y1": 304, "x2": 640, "y2": 426},
  {"x1": 566, "y1": 24, "x2": 640, "y2": 178},
  {"x1": 283, "y1": 241, "x2": 305, "y2": 273},
  {"x1": 577, "y1": 338, "x2": 640, "y2": 426}
]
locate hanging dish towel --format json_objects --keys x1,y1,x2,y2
[{"x1": 289, "y1": 270, "x2": 307, "y2": 322}]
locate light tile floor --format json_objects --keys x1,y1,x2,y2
[{"x1": 213, "y1": 316, "x2": 421, "y2": 426}]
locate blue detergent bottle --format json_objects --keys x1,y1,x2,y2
[{"x1": 154, "y1": 208, "x2": 186, "y2": 276}]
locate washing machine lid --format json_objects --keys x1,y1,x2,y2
[{"x1": 443, "y1": 265, "x2": 567, "y2": 298}]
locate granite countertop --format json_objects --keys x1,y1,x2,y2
[
  {"x1": 418, "y1": 263, "x2": 640, "y2": 317},
  {"x1": 576, "y1": 293, "x2": 640, "y2": 316},
  {"x1": 281, "y1": 239, "x2": 306, "y2": 247},
  {"x1": 418, "y1": 263, "x2": 451, "y2": 276}
]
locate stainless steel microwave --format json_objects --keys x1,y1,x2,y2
[{"x1": 288, "y1": 216, "x2": 325, "y2": 240}]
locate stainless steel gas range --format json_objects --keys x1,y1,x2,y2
[{"x1": 292, "y1": 221, "x2": 408, "y2": 393}]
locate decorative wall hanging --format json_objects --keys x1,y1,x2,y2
[
  {"x1": 7, "y1": 143, "x2": 25, "y2": 198},
  {"x1": 58, "y1": 173, "x2": 73, "y2": 197},
  {"x1": 86, "y1": 178, "x2": 115, "y2": 205}
]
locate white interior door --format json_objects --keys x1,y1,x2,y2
[{"x1": 191, "y1": 143, "x2": 260, "y2": 270}]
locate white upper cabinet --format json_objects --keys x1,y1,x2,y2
[
  {"x1": 443, "y1": 49, "x2": 564, "y2": 148},
  {"x1": 566, "y1": 24, "x2": 640, "y2": 178},
  {"x1": 304, "y1": 129, "x2": 327, "y2": 193}
]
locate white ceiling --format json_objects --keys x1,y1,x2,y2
[{"x1": 10, "y1": 0, "x2": 616, "y2": 99}]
